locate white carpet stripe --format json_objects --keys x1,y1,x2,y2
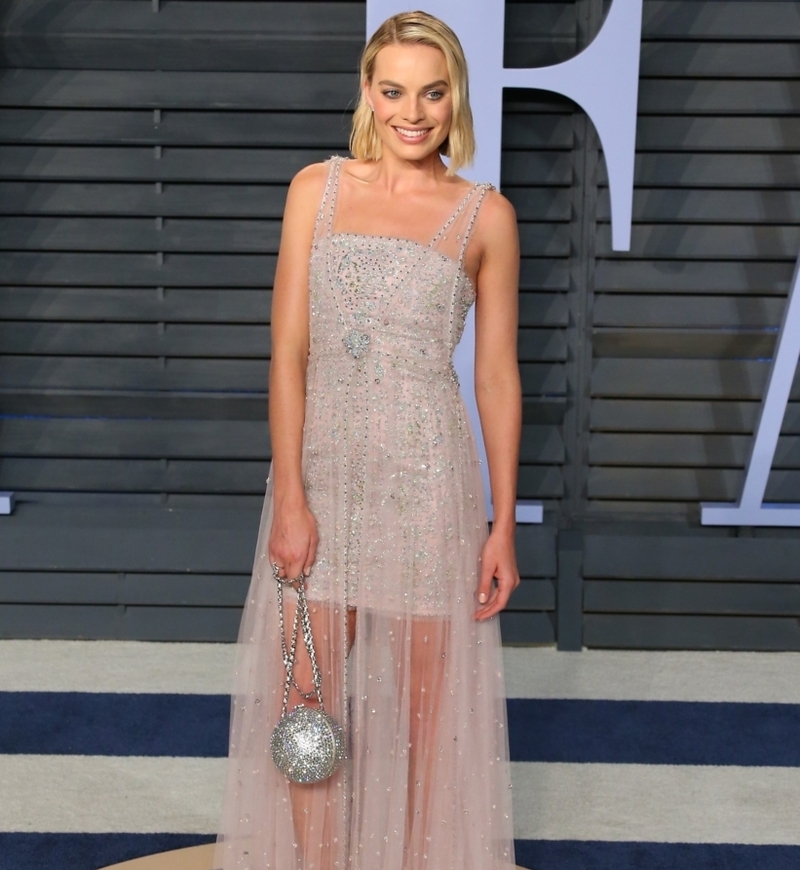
[
  {"x1": 511, "y1": 762, "x2": 800, "y2": 845},
  {"x1": 4, "y1": 755, "x2": 800, "y2": 844},
  {"x1": 504, "y1": 648, "x2": 800, "y2": 703},
  {"x1": 0, "y1": 640, "x2": 235, "y2": 695},
  {"x1": 3, "y1": 640, "x2": 800, "y2": 703},
  {"x1": 0, "y1": 755, "x2": 225, "y2": 834}
]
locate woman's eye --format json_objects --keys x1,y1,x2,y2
[
  {"x1": 427, "y1": 90, "x2": 444, "y2": 101},
  {"x1": 382, "y1": 89, "x2": 400, "y2": 99}
]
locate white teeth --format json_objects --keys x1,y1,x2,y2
[{"x1": 396, "y1": 128, "x2": 428, "y2": 138}]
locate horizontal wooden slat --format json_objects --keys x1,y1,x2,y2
[
  {"x1": 505, "y1": 578, "x2": 556, "y2": 612},
  {"x1": 518, "y1": 224, "x2": 570, "y2": 257},
  {"x1": 636, "y1": 80, "x2": 800, "y2": 115},
  {"x1": 519, "y1": 259, "x2": 569, "y2": 291},
  {"x1": 586, "y1": 467, "x2": 800, "y2": 501},
  {"x1": 584, "y1": 533, "x2": 800, "y2": 581},
  {"x1": 0, "y1": 181, "x2": 289, "y2": 217},
  {"x1": 0, "y1": 457, "x2": 271, "y2": 492},
  {"x1": 0, "y1": 216, "x2": 281, "y2": 252},
  {"x1": 594, "y1": 295, "x2": 785, "y2": 328},
  {"x1": 590, "y1": 399, "x2": 800, "y2": 434},
  {"x1": 589, "y1": 433, "x2": 800, "y2": 468},
  {"x1": 518, "y1": 328, "x2": 566, "y2": 362},
  {"x1": 0, "y1": 418, "x2": 270, "y2": 458},
  {"x1": 36, "y1": 322, "x2": 270, "y2": 371},
  {"x1": 0, "y1": 504, "x2": 261, "y2": 571},
  {"x1": 517, "y1": 466, "x2": 564, "y2": 499},
  {"x1": 0, "y1": 287, "x2": 271, "y2": 322},
  {"x1": 642, "y1": 2, "x2": 800, "y2": 40},
  {"x1": 520, "y1": 426, "x2": 565, "y2": 464},
  {"x1": 634, "y1": 118, "x2": 800, "y2": 153},
  {"x1": 0, "y1": 70, "x2": 357, "y2": 110},
  {"x1": 499, "y1": 611, "x2": 556, "y2": 645},
  {"x1": 0, "y1": 571, "x2": 249, "y2": 606},
  {"x1": 0, "y1": 252, "x2": 275, "y2": 286},
  {"x1": 584, "y1": 580, "x2": 800, "y2": 615},
  {"x1": 521, "y1": 362, "x2": 566, "y2": 396},
  {"x1": 519, "y1": 293, "x2": 569, "y2": 327},
  {"x1": 596, "y1": 225, "x2": 800, "y2": 260},
  {"x1": 0, "y1": 390, "x2": 269, "y2": 420},
  {"x1": 601, "y1": 189, "x2": 800, "y2": 223},
  {"x1": 592, "y1": 329, "x2": 776, "y2": 360},
  {"x1": 0, "y1": 145, "x2": 329, "y2": 181},
  {"x1": 640, "y1": 41, "x2": 800, "y2": 77},
  {"x1": 0, "y1": 603, "x2": 245, "y2": 641},
  {"x1": 0, "y1": 355, "x2": 270, "y2": 390},
  {"x1": 1, "y1": 0, "x2": 362, "y2": 37},
  {"x1": 584, "y1": 614, "x2": 800, "y2": 651},
  {"x1": 0, "y1": 109, "x2": 350, "y2": 147},
  {"x1": 595, "y1": 261, "x2": 795, "y2": 294},
  {"x1": 591, "y1": 359, "x2": 800, "y2": 400},
  {"x1": 1, "y1": 0, "x2": 363, "y2": 72},
  {"x1": 601, "y1": 154, "x2": 800, "y2": 187}
]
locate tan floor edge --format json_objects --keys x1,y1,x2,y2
[
  {"x1": 98, "y1": 843, "x2": 217, "y2": 870},
  {"x1": 99, "y1": 843, "x2": 528, "y2": 870}
]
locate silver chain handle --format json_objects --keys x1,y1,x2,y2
[{"x1": 273, "y1": 562, "x2": 326, "y2": 717}]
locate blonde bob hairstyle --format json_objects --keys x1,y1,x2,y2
[{"x1": 349, "y1": 11, "x2": 475, "y2": 176}]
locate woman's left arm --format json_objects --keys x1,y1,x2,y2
[{"x1": 471, "y1": 191, "x2": 522, "y2": 621}]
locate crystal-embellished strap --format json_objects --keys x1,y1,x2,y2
[
  {"x1": 457, "y1": 182, "x2": 494, "y2": 266},
  {"x1": 312, "y1": 155, "x2": 344, "y2": 245},
  {"x1": 429, "y1": 182, "x2": 480, "y2": 247}
]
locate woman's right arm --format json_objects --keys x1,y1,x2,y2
[{"x1": 267, "y1": 162, "x2": 327, "y2": 582}]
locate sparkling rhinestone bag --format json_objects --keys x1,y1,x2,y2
[{"x1": 269, "y1": 564, "x2": 346, "y2": 784}]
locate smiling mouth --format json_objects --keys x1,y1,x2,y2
[{"x1": 393, "y1": 126, "x2": 432, "y2": 139}]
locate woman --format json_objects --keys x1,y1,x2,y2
[{"x1": 214, "y1": 10, "x2": 521, "y2": 870}]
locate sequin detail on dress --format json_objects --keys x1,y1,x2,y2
[{"x1": 213, "y1": 155, "x2": 517, "y2": 870}]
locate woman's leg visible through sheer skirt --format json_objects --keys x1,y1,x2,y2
[{"x1": 282, "y1": 598, "x2": 356, "y2": 870}]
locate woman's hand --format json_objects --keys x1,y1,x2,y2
[
  {"x1": 268, "y1": 493, "x2": 318, "y2": 586},
  {"x1": 474, "y1": 528, "x2": 520, "y2": 621}
]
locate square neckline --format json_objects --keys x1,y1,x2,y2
[{"x1": 326, "y1": 156, "x2": 483, "y2": 293}]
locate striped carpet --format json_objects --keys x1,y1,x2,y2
[{"x1": 1, "y1": 641, "x2": 800, "y2": 870}]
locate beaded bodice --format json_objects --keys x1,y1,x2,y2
[{"x1": 308, "y1": 156, "x2": 493, "y2": 383}]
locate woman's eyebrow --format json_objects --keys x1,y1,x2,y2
[{"x1": 376, "y1": 79, "x2": 450, "y2": 89}]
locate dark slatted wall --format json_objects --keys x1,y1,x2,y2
[
  {"x1": 1, "y1": 0, "x2": 799, "y2": 649},
  {"x1": 584, "y1": 0, "x2": 800, "y2": 649}
]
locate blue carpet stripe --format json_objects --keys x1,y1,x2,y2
[
  {"x1": 2, "y1": 835, "x2": 800, "y2": 870},
  {"x1": 515, "y1": 840, "x2": 800, "y2": 870},
  {"x1": 0, "y1": 833, "x2": 214, "y2": 870},
  {"x1": 2, "y1": 692, "x2": 800, "y2": 766},
  {"x1": 0, "y1": 692, "x2": 229, "y2": 758},
  {"x1": 507, "y1": 698, "x2": 800, "y2": 766}
]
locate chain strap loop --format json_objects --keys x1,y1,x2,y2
[{"x1": 273, "y1": 562, "x2": 326, "y2": 717}]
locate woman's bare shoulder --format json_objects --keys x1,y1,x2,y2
[
  {"x1": 480, "y1": 187, "x2": 516, "y2": 223},
  {"x1": 287, "y1": 160, "x2": 329, "y2": 203}
]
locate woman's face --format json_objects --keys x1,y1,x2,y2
[{"x1": 364, "y1": 43, "x2": 453, "y2": 165}]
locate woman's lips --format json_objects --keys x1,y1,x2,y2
[{"x1": 392, "y1": 126, "x2": 432, "y2": 144}]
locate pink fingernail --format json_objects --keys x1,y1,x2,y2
[{"x1": 478, "y1": 593, "x2": 487, "y2": 603}]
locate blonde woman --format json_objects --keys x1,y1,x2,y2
[{"x1": 215, "y1": 10, "x2": 521, "y2": 869}]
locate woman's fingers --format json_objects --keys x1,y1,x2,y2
[{"x1": 474, "y1": 569, "x2": 519, "y2": 621}]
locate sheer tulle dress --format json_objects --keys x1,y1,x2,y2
[{"x1": 213, "y1": 155, "x2": 516, "y2": 870}]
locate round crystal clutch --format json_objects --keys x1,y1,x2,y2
[{"x1": 270, "y1": 704, "x2": 346, "y2": 784}]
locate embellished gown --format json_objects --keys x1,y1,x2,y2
[{"x1": 213, "y1": 155, "x2": 516, "y2": 870}]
